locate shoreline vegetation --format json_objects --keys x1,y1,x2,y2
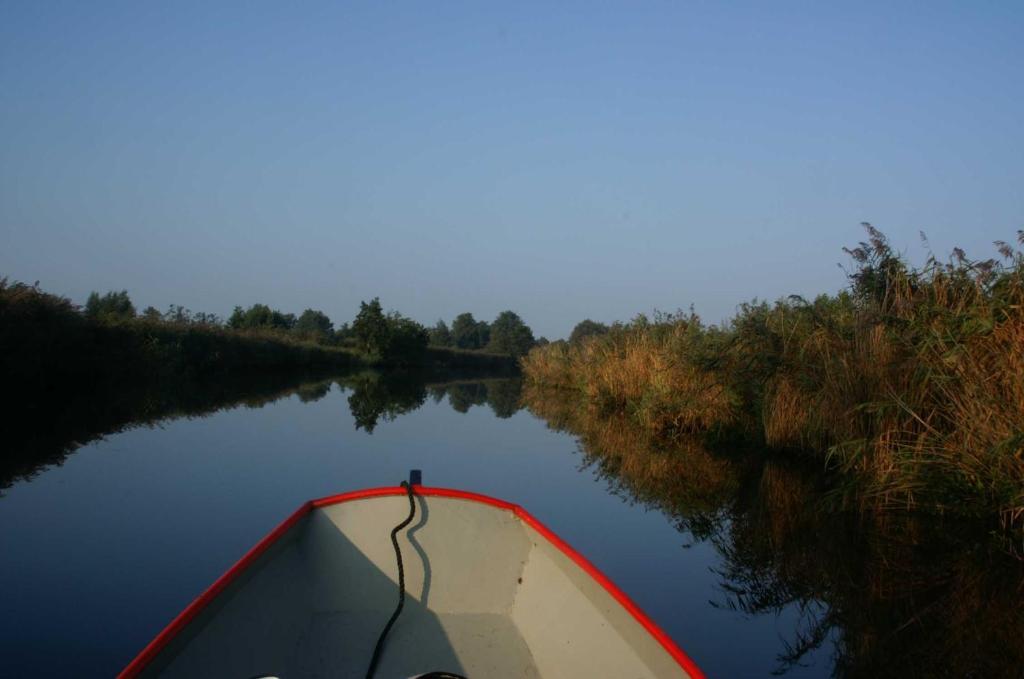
[
  {"x1": 2, "y1": 280, "x2": 526, "y2": 482},
  {"x1": 2, "y1": 280, "x2": 526, "y2": 409},
  {"x1": 522, "y1": 226, "x2": 1024, "y2": 535}
]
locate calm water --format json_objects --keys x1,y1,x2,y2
[{"x1": 2, "y1": 374, "x2": 1021, "y2": 678}]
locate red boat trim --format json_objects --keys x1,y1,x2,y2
[
  {"x1": 119, "y1": 485, "x2": 707, "y2": 679},
  {"x1": 118, "y1": 500, "x2": 315, "y2": 678}
]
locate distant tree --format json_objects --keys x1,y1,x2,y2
[
  {"x1": 159, "y1": 305, "x2": 221, "y2": 326},
  {"x1": 84, "y1": 290, "x2": 135, "y2": 322},
  {"x1": 428, "y1": 319, "x2": 452, "y2": 347},
  {"x1": 352, "y1": 298, "x2": 390, "y2": 355},
  {"x1": 488, "y1": 311, "x2": 535, "y2": 357},
  {"x1": 383, "y1": 313, "x2": 429, "y2": 363},
  {"x1": 333, "y1": 322, "x2": 352, "y2": 345},
  {"x1": 535, "y1": 336, "x2": 550, "y2": 346},
  {"x1": 451, "y1": 313, "x2": 493, "y2": 349},
  {"x1": 228, "y1": 304, "x2": 295, "y2": 331},
  {"x1": 227, "y1": 306, "x2": 245, "y2": 328},
  {"x1": 165, "y1": 304, "x2": 191, "y2": 324},
  {"x1": 451, "y1": 312, "x2": 480, "y2": 349},
  {"x1": 569, "y1": 319, "x2": 609, "y2": 344},
  {"x1": 294, "y1": 308, "x2": 334, "y2": 342},
  {"x1": 475, "y1": 320, "x2": 491, "y2": 348},
  {"x1": 191, "y1": 311, "x2": 222, "y2": 326},
  {"x1": 141, "y1": 306, "x2": 162, "y2": 321},
  {"x1": 350, "y1": 298, "x2": 430, "y2": 361}
]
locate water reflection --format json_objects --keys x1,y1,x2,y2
[
  {"x1": 4, "y1": 370, "x2": 526, "y2": 490},
  {"x1": 521, "y1": 385, "x2": 1024, "y2": 678},
  {"x1": 342, "y1": 372, "x2": 428, "y2": 432},
  {"x1": 295, "y1": 372, "x2": 524, "y2": 433},
  {"x1": 4, "y1": 369, "x2": 344, "y2": 492},
  {"x1": 7, "y1": 373, "x2": 1022, "y2": 677}
]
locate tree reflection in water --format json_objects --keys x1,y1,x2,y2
[
  {"x1": 341, "y1": 374, "x2": 523, "y2": 431},
  {"x1": 521, "y1": 384, "x2": 1024, "y2": 679},
  {"x1": 4, "y1": 371, "x2": 525, "y2": 491}
]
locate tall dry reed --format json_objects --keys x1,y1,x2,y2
[
  {"x1": 522, "y1": 227, "x2": 1024, "y2": 530},
  {"x1": 522, "y1": 315, "x2": 734, "y2": 436}
]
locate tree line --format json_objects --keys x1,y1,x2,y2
[
  {"x1": 82, "y1": 290, "x2": 542, "y2": 359},
  {"x1": 426, "y1": 311, "x2": 545, "y2": 357}
]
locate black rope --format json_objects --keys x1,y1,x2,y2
[
  {"x1": 365, "y1": 481, "x2": 417, "y2": 679},
  {"x1": 363, "y1": 481, "x2": 469, "y2": 679}
]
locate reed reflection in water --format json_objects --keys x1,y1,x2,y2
[{"x1": 522, "y1": 384, "x2": 1024, "y2": 678}]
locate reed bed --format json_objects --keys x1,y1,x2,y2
[
  {"x1": 524, "y1": 317, "x2": 735, "y2": 436},
  {"x1": 522, "y1": 227, "x2": 1024, "y2": 531}
]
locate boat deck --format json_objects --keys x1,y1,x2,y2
[
  {"x1": 297, "y1": 610, "x2": 539, "y2": 677},
  {"x1": 134, "y1": 492, "x2": 693, "y2": 678}
]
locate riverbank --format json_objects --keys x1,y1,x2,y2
[
  {"x1": 1, "y1": 279, "x2": 518, "y2": 464},
  {"x1": 2, "y1": 279, "x2": 357, "y2": 401},
  {"x1": 522, "y1": 229, "x2": 1024, "y2": 533},
  {"x1": 2, "y1": 280, "x2": 516, "y2": 406}
]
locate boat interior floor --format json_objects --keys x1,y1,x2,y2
[{"x1": 296, "y1": 610, "x2": 540, "y2": 678}]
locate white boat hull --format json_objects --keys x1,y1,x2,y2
[{"x1": 120, "y1": 486, "x2": 704, "y2": 679}]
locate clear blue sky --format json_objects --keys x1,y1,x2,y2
[{"x1": 2, "y1": 1, "x2": 1021, "y2": 339}]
